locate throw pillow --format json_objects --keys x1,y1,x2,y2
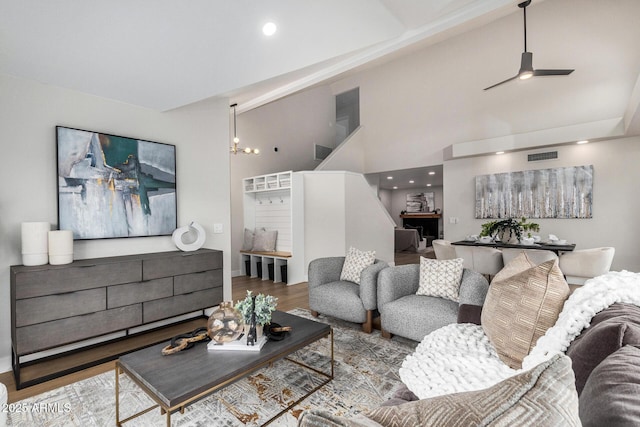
[
  {"x1": 566, "y1": 303, "x2": 640, "y2": 395},
  {"x1": 241, "y1": 228, "x2": 255, "y2": 251},
  {"x1": 579, "y1": 345, "x2": 640, "y2": 427},
  {"x1": 457, "y1": 304, "x2": 483, "y2": 325},
  {"x1": 340, "y1": 247, "x2": 376, "y2": 285},
  {"x1": 251, "y1": 228, "x2": 277, "y2": 252},
  {"x1": 481, "y1": 253, "x2": 569, "y2": 369},
  {"x1": 416, "y1": 257, "x2": 464, "y2": 302},
  {"x1": 366, "y1": 354, "x2": 580, "y2": 427}
]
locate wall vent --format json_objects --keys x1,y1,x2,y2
[
  {"x1": 314, "y1": 144, "x2": 333, "y2": 161},
  {"x1": 528, "y1": 151, "x2": 558, "y2": 162}
]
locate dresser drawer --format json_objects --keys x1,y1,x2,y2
[
  {"x1": 15, "y1": 288, "x2": 106, "y2": 327},
  {"x1": 107, "y1": 278, "x2": 173, "y2": 309},
  {"x1": 143, "y1": 288, "x2": 223, "y2": 323},
  {"x1": 15, "y1": 304, "x2": 142, "y2": 355},
  {"x1": 142, "y1": 250, "x2": 222, "y2": 280},
  {"x1": 13, "y1": 260, "x2": 141, "y2": 299},
  {"x1": 174, "y1": 270, "x2": 222, "y2": 295}
]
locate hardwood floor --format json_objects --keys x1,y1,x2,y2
[
  {"x1": 0, "y1": 277, "x2": 310, "y2": 403},
  {"x1": 0, "y1": 251, "x2": 424, "y2": 403}
]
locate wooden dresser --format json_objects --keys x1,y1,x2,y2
[{"x1": 10, "y1": 248, "x2": 222, "y2": 388}]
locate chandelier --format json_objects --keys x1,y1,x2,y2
[{"x1": 230, "y1": 103, "x2": 259, "y2": 155}]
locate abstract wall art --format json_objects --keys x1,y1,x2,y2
[
  {"x1": 406, "y1": 192, "x2": 435, "y2": 213},
  {"x1": 56, "y1": 126, "x2": 177, "y2": 239},
  {"x1": 475, "y1": 165, "x2": 593, "y2": 219}
]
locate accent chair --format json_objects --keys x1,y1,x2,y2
[{"x1": 308, "y1": 257, "x2": 388, "y2": 333}]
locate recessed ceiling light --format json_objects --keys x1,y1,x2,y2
[
  {"x1": 577, "y1": 140, "x2": 589, "y2": 144},
  {"x1": 409, "y1": 180, "x2": 414, "y2": 184},
  {"x1": 387, "y1": 176, "x2": 393, "y2": 180},
  {"x1": 496, "y1": 151, "x2": 505, "y2": 155},
  {"x1": 426, "y1": 184, "x2": 432, "y2": 187},
  {"x1": 428, "y1": 171, "x2": 435, "y2": 175},
  {"x1": 393, "y1": 186, "x2": 398, "y2": 190},
  {"x1": 262, "y1": 22, "x2": 277, "y2": 36}
]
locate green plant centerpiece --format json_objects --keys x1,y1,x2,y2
[
  {"x1": 481, "y1": 217, "x2": 540, "y2": 244},
  {"x1": 235, "y1": 290, "x2": 278, "y2": 326}
]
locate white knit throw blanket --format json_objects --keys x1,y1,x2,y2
[{"x1": 400, "y1": 270, "x2": 640, "y2": 399}]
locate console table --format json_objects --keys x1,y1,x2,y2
[
  {"x1": 10, "y1": 249, "x2": 222, "y2": 389},
  {"x1": 451, "y1": 240, "x2": 576, "y2": 255}
]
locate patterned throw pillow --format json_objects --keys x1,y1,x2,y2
[
  {"x1": 340, "y1": 247, "x2": 376, "y2": 285},
  {"x1": 365, "y1": 354, "x2": 580, "y2": 427},
  {"x1": 481, "y1": 253, "x2": 569, "y2": 369},
  {"x1": 416, "y1": 257, "x2": 464, "y2": 302}
]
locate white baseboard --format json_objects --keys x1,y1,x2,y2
[
  {"x1": 0, "y1": 355, "x2": 12, "y2": 376},
  {"x1": 231, "y1": 269, "x2": 243, "y2": 277}
]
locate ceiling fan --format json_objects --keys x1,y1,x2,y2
[{"x1": 484, "y1": 0, "x2": 574, "y2": 91}]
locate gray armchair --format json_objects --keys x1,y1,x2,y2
[
  {"x1": 377, "y1": 264, "x2": 489, "y2": 341},
  {"x1": 308, "y1": 257, "x2": 388, "y2": 333}
]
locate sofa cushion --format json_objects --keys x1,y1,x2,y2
[
  {"x1": 566, "y1": 303, "x2": 640, "y2": 395},
  {"x1": 579, "y1": 345, "x2": 640, "y2": 427},
  {"x1": 366, "y1": 354, "x2": 580, "y2": 427},
  {"x1": 340, "y1": 247, "x2": 376, "y2": 284},
  {"x1": 381, "y1": 294, "x2": 459, "y2": 342},
  {"x1": 416, "y1": 257, "x2": 464, "y2": 302},
  {"x1": 481, "y1": 253, "x2": 569, "y2": 369},
  {"x1": 457, "y1": 304, "x2": 483, "y2": 325}
]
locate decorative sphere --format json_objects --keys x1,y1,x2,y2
[{"x1": 207, "y1": 301, "x2": 244, "y2": 343}]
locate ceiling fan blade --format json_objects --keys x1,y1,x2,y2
[
  {"x1": 534, "y1": 69, "x2": 575, "y2": 76},
  {"x1": 483, "y1": 75, "x2": 519, "y2": 91}
]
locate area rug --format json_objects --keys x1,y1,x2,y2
[{"x1": 7, "y1": 309, "x2": 417, "y2": 426}]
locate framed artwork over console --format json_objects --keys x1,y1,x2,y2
[{"x1": 56, "y1": 126, "x2": 177, "y2": 239}]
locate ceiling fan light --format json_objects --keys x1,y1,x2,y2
[
  {"x1": 519, "y1": 70, "x2": 533, "y2": 80},
  {"x1": 253, "y1": 148, "x2": 260, "y2": 154}
]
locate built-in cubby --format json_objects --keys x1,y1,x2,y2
[{"x1": 242, "y1": 171, "x2": 304, "y2": 285}]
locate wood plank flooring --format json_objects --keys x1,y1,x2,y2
[
  {"x1": 0, "y1": 278, "x2": 310, "y2": 403},
  {"x1": 0, "y1": 251, "x2": 426, "y2": 403}
]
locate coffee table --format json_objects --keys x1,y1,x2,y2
[{"x1": 115, "y1": 311, "x2": 333, "y2": 426}]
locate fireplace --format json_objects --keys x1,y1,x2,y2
[{"x1": 401, "y1": 214, "x2": 441, "y2": 246}]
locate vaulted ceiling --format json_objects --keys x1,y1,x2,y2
[
  {"x1": 0, "y1": 0, "x2": 523, "y2": 111},
  {"x1": 2, "y1": 0, "x2": 639, "y2": 147}
]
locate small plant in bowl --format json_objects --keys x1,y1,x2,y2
[
  {"x1": 482, "y1": 217, "x2": 540, "y2": 244},
  {"x1": 235, "y1": 290, "x2": 278, "y2": 326}
]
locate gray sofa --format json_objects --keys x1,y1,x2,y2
[
  {"x1": 377, "y1": 265, "x2": 489, "y2": 341},
  {"x1": 308, "y1": 257, "x2": 388, "y2": 333}
]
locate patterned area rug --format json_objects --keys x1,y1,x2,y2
[{"x1": 7, "y1": 309, "x2": 417, "y2": 426}]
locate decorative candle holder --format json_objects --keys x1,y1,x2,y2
[
  {"x1": 21, "y1": 222, "x2": 50, "y2": 266},
  {"x1": 48, "y1": 230, "x2": 74, "y2": 265}
]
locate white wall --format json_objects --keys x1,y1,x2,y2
[
  {"x1": 303, "y1": 173, "x2": 347, "y2": 265},
  {"x1": 0, "y1": 74, "x2": 231, "y2": 373},
  {"x1": 303, "y1": 171, "x2": 395, "y2": 272},
  {"x1": 443, "y1": 137, "x2": 640, "y2": 272},
  {"x1": 345, "y1": 173, "x2": 395, "y2": 263},
  {"x1": 230, "y1": 86, "x2": 336, "y2": 272},
  {"x1": 315, "y1": 126, "x2": 365, "y2": 173}
]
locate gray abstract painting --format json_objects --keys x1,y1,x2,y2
[
  {"x1": 57, "y1": 126, "x2": 177, "y2": 239},
  {"x1": 475, "y1": 165, "x2": 593, "y2": 219}
]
